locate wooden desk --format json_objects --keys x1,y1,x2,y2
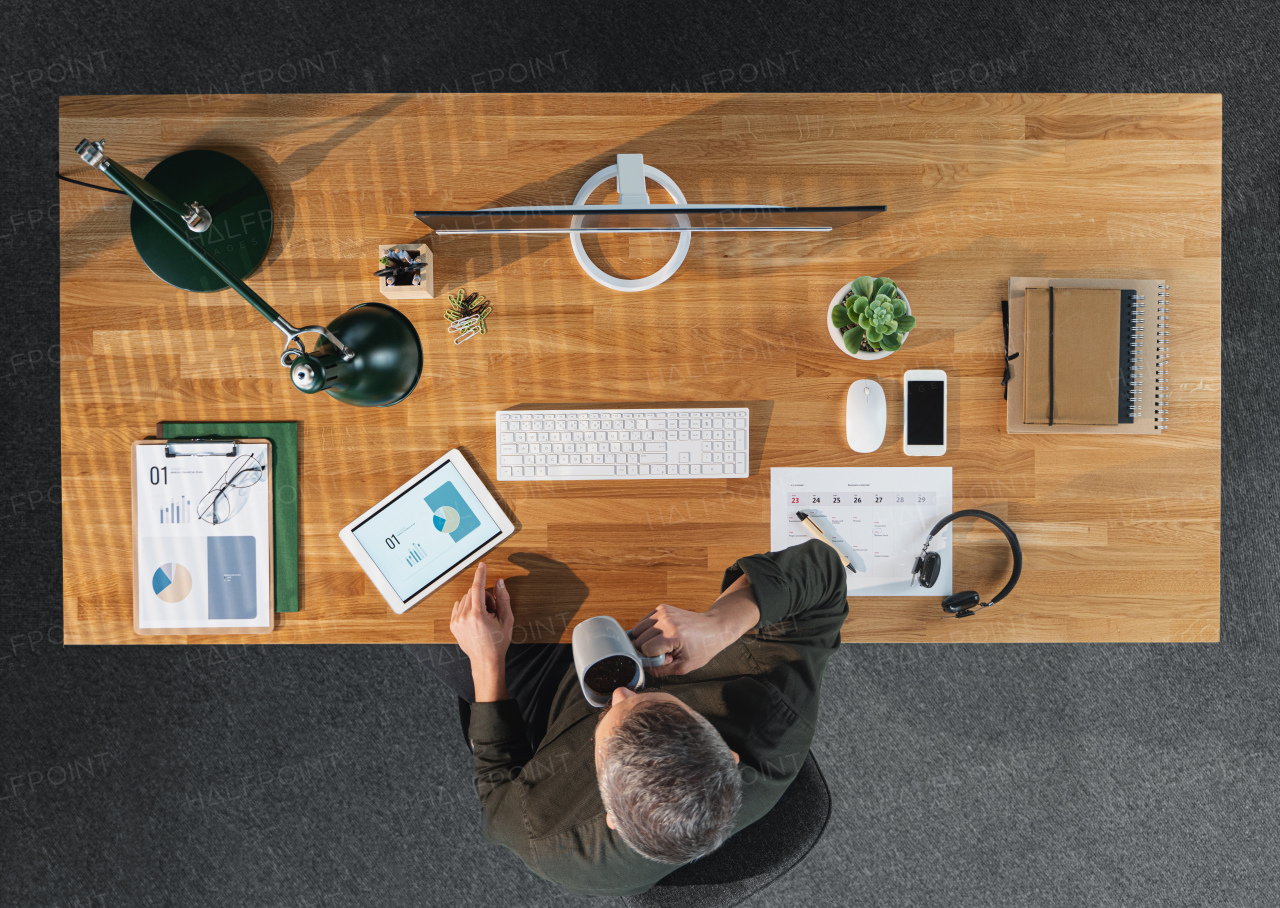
[{"x1": 59, "y1": 93, "x2": 1221, "y2": 644}]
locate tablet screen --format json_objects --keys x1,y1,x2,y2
[{"x1": 350, "y1": 461, "x2": 502, "y2": 601}]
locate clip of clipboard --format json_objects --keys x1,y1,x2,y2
[
  {"x1": 164, "y1": 437, "x2": 242, "y2": 458},
  {"x1": 131, "y1": 437, "x2": 275, "y2": 636}
]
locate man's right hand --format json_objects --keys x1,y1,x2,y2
[
  {"x1": 630, "y1": 575, "x2": 760, "y2": 677},
  {"x1": 450, "y1": 563, "x2": 514, "y2": 700}
]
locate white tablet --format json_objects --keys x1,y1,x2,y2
[{"x1": 339, "y1": 449, "x2": 515, "y2": 614}]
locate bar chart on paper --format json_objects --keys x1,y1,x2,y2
[
  {"x1": 771, "y1": 467, "x2": 953, "y2": 596},
  {"x1": 158, "y1": 495, "x2": 194, "y2": 524}
]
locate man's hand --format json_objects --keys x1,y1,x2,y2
[
  {"x1": 450, "y1": 563, "x2": 513, "y2": 701},
  {"x1": 629, "y1": 577, "x2": 760, "y2": 677}
]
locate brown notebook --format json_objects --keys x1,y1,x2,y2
[
  {"x1": 1024, "y1": 288, "x2": 1123, "y2": 425},
  {"x1": 1007, "y1": 277, "x2": 1168, "y2": 436}
]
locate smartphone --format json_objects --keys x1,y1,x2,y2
[{"x1": 903, "y1": 369, "x2": 947, "y2": 456}]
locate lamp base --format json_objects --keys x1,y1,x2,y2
[
  {"x1": 314, "y1": 303, "x2": 424, "y2": 407},
  {"x1": 129, "y1": 149, "x2": 273, "y2": 292}
]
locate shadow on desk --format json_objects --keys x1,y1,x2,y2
[{"x1": 503, "y1": 552, "x2": 591, "y2": 643}]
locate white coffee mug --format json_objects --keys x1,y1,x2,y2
[{"x1": 572, "y1": 615, "x2": 666, "y2": 708}]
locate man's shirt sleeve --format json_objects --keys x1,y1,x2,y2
[
  {"x1": 723, "y1": 539, "x2": 849, "y2": 651},
  {"x1": 468, "y1": 700, "x2": 542, "y2": 869}
]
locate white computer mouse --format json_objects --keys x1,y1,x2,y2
[{"x1": 846, "y1": 379, "x2": 887, "y2": 453}]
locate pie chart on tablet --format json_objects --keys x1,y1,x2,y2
[
  {"x1": 432, "y1": 505, "x2": 461, "y2": 534},
  {"x1": 152, "y1": 562, "x2": 193, "y2": 603}
]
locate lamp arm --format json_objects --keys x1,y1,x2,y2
[
  {"x1": 275, "y1": 323, "x2": 356, "y2": 368},
  {"x1": 101, "y1": 159, "x2": 190, "y2": 222},
  {"x1": 75, "y1": 139, "x2": 352, "y2": 362},
  {"x1": 77, "y1": 139, "x2": 214, "y2": 233}
]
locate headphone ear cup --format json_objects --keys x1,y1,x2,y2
[
  {"x1": 918, "y1": 551, "x2": 942, "y2": 589},
  {"x1": 942, "y1": 591, "x2": 981, "y2": 613}
]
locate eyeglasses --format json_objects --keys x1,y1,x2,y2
[{"x1": 198, "y1": 454, "x2": 264, "y2": 524}]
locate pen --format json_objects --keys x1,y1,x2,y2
[{"x1": 796, "y1": 509, "x2": 865, "y2": 573}]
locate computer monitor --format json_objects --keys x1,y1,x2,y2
[
  {"x1": 415, "y1": 154, "x2": 884, "y2": 292},
  {"x1": 415, "y1": 205, "x2": 884, "y2": 234}
]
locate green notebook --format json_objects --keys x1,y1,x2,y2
[{"x1": 159, "y1": 421, "x2": 299, "y2": 612}]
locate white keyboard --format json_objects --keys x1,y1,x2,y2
[{"x1": 496, "y1": 407, "x2": 750, "y2": 480}]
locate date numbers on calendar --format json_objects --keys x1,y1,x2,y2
[{"x1": 791, "y1": 491, "x2": 936, "y2": 507}]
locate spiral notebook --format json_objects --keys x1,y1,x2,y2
[{"x1": 1005, "y1": 277, "x2": 1169, "y2": 435}]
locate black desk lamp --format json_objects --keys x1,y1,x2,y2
[{"x1": 74, "y1": 139, "x2": 422, "y2": 407}]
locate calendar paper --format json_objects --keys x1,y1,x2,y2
[{"x1": 771, "y1": 467, "x2": 952, "y2": 596}]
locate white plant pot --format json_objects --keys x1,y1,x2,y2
[{"x1": 827, "y1": 281, "x2": 911, "y2": 361}]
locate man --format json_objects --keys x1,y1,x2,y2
[{"x1": 413, "y1": 539, "x2": 847, "y2": 896}]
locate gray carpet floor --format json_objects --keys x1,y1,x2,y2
[{"x1": 3, "y1": 1, "x2": 1276, "y2": 906}]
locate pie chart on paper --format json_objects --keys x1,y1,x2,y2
[
  {"x1": 152, "y1": 562, "x2": 193, "y2": 603},
  {"x1": 433, "y1": 505, "x2": 461, "y2": 534}
]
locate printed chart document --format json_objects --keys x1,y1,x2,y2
[
  {"x1": 132, "y1": 441, "x2": 273, "y2": 634},
  {"x1": 770, "y1": 467, "x2": 953, "y2": 596}
]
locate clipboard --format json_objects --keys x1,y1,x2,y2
[{"x1": 131, "y1": 438, "x2": 275, "y2": 636}]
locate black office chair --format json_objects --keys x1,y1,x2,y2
[
  {"x1": 622, "y1": 752, "x2": 832, "y2": 908},
  {"x1": 457, "y1": 702, "x2": 832, "y2": 908}
]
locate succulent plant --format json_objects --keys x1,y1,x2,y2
[{"x1": 831, "y1": 276, "x2": 916, "y2": 354}]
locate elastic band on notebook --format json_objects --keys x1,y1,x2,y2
[
  {"x1": 1048, "y1": 286, "x2": 1055, "y2": 426},
  {"x1": 1000, "y1": 300, "x2": 1019, "y2": 401}
]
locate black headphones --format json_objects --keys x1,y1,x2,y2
[{"x1": 910, "y1": 509, "x2": 1022, "y2": 618}]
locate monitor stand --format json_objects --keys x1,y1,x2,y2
[{"x1": 571, "y1": 154, "x2": 691, "y2": 292}]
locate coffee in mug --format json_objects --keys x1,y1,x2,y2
[
  {"x1": 584, "y1": 655, "x2": 641, "y2": 698},
  {"x1": 572, "y1": 615, "x2": 666, "y2": 708}
]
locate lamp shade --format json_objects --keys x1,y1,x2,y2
[{"x1": 289, "y1": 303, "x2": 423, "y2": 407}]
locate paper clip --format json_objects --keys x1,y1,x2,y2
[{"x1": 449, "y1": 315, "x2": 482, "y2": 344}]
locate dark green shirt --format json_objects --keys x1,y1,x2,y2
[{"x1": 468, "y1": 540, "x2": 848, "y2": 896}]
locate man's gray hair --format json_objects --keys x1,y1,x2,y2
[{"x1": 599, "y1": 699, "x2": 742, "y2": 864}]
